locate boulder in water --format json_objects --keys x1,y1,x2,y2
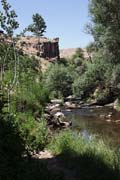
[
  {"x1": 64, "y1": 101, "x2": 76, "y2": 109},
  {"x1": 54, "y1": 112, "x2": 65, "y2": 119}
]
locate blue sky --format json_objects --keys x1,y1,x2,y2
[{"x1": 0, "y1": 0, "x2": 93, "y2": 48}]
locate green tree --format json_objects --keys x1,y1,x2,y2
[
  {"x1": 26, "y1": 13, "x2": 46, "y2": 37},
  {"x1": 86, "y1": 42, "x2": 96, "y2": 62},
  {"x1": 79, "y1": 0, "x2": 120, "y2": 101},
  {"x1": 0, "y1": 0, "x2": 19, "y2": 112},
  {"x1": 71, "y1": 48, "x2": 84, "y2": 60},
  {"x1": 0, "y1": 0, "x2": 19, "y2": 37},
  {"x1": 23, "y1": 13, "x2": 47, "y2": 77},
  {"x1": 89, "y1": 0, "x2": 120, "y2": 64},
  {"x1": 45, "y1": 64, "x2": 73, "y2": 98},
  {"x1": 73, "y1": 59, "x2": 106, "y2": 99},
  {"x1": 24, "y1": 13, "x2": 46, "y2": 56}
]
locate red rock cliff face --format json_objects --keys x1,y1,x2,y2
[
  {"x1": 0, "y1": 32, "x2": 60, "y2": 60},
  {"x1": 18, "y1": 36, "x2": 60, "y2": 60}
]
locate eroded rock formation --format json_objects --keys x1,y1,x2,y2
[
  {"x1": 18, "y1": 36, "x2": 60, "y2": 60},
  {"x1": 0, "y1": 30, "x2": 60, "y2": 60}
]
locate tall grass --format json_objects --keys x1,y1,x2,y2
[{"x1": 48, "y1": 130, "x2": 120, "y2": 180}]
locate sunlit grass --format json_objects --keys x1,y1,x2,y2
[{"x1": 48, "y1": 130, "x2": 120, "y2": 180}]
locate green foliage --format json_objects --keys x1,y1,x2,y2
[
  {"x1": 48, "y1": 130, "x2": 120, "y2": 168},
  {"x1": 73, "y1": 58, "x2": 106, "y2": 98},
  {"x1": 109, "y1": 65, "x2": 120, "y2": 96},
  {"x1": 0, "y1": 97, "x2": 63, "y2": 180},
  {"x1": 0, "y1": 115, "x2": 25, "y2": 159},
  {"x1": 11, "y1": 82, "x2": 50, "y2": 121},
  {"x1": 48, "y1": 130, "x2": 86, "y2": 155},
  {"x1": 57, "y1": 57, "x2": 68, "y2": 66},
  {"x1": 73, "y1": 57, "x2": 83, "y2": 66},
  {"x1": 0, "y1": 44, "x2": 62, "y2": 180},
  {"x1": 69, "y1": 48, "x2": 87, "y2": 77},
  {"x1": 0, "y1": 43, "x2": 15, "y2": 66},
  {"x1": 15, "y1": 113, "x2": 48, "y2": 151},
  {"x1": 89, "y1": 0, "x2": 120, "y2": 64},
  {"x1": 0, "y1": 118, "x2": 23, "y2": 180},
  {"x1": 0, "y1": 0, "x2": 19, "y2": 37},
  {"x1": 0, "y1": 93, "x2": 25, "y2": 179},
  {"x1": 73, "y1": 15, "x2": 120, "y2": 100},
  {"x1": 71, "y1": 48, "x2": 84, "y2": 60},
  {"x1": 72, "y1": 58, "x2": 87, "y2": 76},
  {"x1": 86, "y1": 42, "x2": 96, "y2": 53},
  {"x1": 9, "y1": 56, "x2": 49, "y2": 152},
  {"x1": 0, "y1": 40, "x2": 50, "y2": 153},
  {"x1": 78, "y1": 0, "x2": 120, "y2": 101},
  {"x1": 114, "y1": 98, "x2": 120, "y2": 111},
  {"x1": 45, "y1": 63, "x2": 74, "y2": 98},
  {"x1": 24, "y1": 13, "x2": 46, "y2": 37}
]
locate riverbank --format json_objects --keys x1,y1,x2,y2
[
  {"x1": 18, "y1": 130, "x2": 119, "y2": 180},
  {"x1": 47, "y1": 130, "x2": 120, "y2": 180},
  {"x1": 44, "y1": 98, "x2": 120, "y2": 128},
  {"x1": 1, "y1": 100, "x2": 120, "y2": 180}
]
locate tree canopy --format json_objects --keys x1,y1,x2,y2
[
  {"x1": 24, "y1": 13, "x2": 46, "y2": 37},
  {"x1": 0, "y1": 0, "x2": 19, "y2": 37}
]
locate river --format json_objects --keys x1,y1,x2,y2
[{"x1": 63, "y1": 106, "x2": 120, "y2": 149}]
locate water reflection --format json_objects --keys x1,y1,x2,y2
[
  {"x1": 81, "y1": 130, "x2": 93, "y2": 142},
  {"x1": 63, "y1": 106, "x2": 120, "y2": 148}
]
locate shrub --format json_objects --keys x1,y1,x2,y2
[
  {"x1": 0, "y1": 103, "x2": 25, "y2": 179},
  {"x1": 71, "y1": 48, "x2": 84, "y2": 60},
  {"x1": 15, "y1": 113, "x2": 48, "y2": 152},
  {"x1": 73, "y1": 59, "x2": 106, "y2": 99},
  {"x1": 45, "y1": 64, "x2": 73, "y2": 98},
  {"x1": 12, "y1": 83, "x2": 49, "y2": 117},
  {"x1": 110, "y1": 65, "x2": 120, "y2": 97}
]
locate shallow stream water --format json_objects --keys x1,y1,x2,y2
[{"x1": 63, "y1": 106, "x2": 120, "y2": 148}]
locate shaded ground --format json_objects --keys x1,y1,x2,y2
[
  {"x1": 31, "y1": 150, "x2": 120, "y2": 180},
  {"x1": 32, "y1": 150, "x2": 78, "y2": 180},
  {"x1": 0, "y1": 148, "x2": 119, "y2": 180}
]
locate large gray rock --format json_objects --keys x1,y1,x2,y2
[
  {"x1": 58, "y1": 120, "x2": 72, "y2": 128},
  {"x1": 54, "y1": 112, "x2": 65, "y2": 119},
  {"x1": 50, "y1": 107, "x2": 61, "y2": 115},
  {"x1": 46, "y1": 104, "x2": 60, "y2": 112},
  {"x1": 66, "y1": 95, "x2": 75, "y2": 100},
  {"x1": 64, "y1": 101, "x2": 76, "y2": 109},
  {"x1": 51, "y1": 99, "x2": 63, "y2": 104}
]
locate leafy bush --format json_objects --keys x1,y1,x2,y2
[
  {"x1": 12, "y1": 82, "x2": 49, "y2": 118},
  {"x1": 0, "y1": 95, "x2": 25, "y2": 179},
  {"x1": 73, "y1": 58, "x2": 106, "y2": 99},
  {"x1": 109, "y1": 65, "x2": 120, "y2": 97},
  {"x1": 71, "y1": 48, "x2": 84, "y2": 60},
  {"x1": 45, "y1": 64, "x2": 73, "y2": 98},
  {"x1": 15, "y1": 113, "x2": 48, "y2": 151}
]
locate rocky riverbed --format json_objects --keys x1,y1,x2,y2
[{"x1": 44, "y1": 97, "x2": 120, "y2": 148}]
